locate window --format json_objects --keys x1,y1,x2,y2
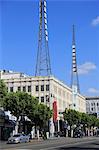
[
  {"x1": 23, "y1": 86, "x2": 26, "y2": 92},
  {"x1": 91, "y1": 103, "x2": 93, "y2": 106},
  {"x1": 46, "y1": 85, "x2": 49, "y2": 91},
  {"x1": 97, "y1": 103, "x2": 99, "y2": 106},
  {"x1": 91, "y1": 108, "x2": 93, "y2": 111},
  {"x1": 18, "y1": 86, "x2": 21, "y2": 91},
  {"x1": 36, "y1": 85, "x2": 39, "y2": 92},
  {"x1": 46, "y1": 95, "x2": 49, "y2": 102},
  {"x1": 41, "y1": 96, "x2": 44, "y2": 103},
  {"x1": 28, "y1": 86, "x2": 31, "y2": 92},
  {"x1": 41, "y1": 85, "x2": 44, "y2": 91},
  {"x1": 10, "y1": 87, "x2": 13, "y2": 92}
]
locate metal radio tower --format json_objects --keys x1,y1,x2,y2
[
  {"x1": 35, "y1": 0, "x2": 51, "y2": 76},
  {"x1": 71, "y1": 25, "x2": 80, "y2": 110}
]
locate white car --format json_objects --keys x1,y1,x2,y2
[{"x1": 7, "y1": 133, "x2": 29, "y2": 144}]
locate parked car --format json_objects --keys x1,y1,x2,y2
[{"x1": 7, "y1": 133, "x2": 29, "y2": 144}]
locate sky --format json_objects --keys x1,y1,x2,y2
[{"x1": 0, "y1": 0, "x2": 99, "y2": 97}]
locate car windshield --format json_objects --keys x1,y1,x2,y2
[{"x1": 13, "y1": 134, "x2": 21, "y2": 137}]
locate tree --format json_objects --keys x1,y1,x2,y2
[
  {"x1": 3, "y1": 91, "x2": 38, "y2": 120},
  {"x1": 63, "y1": 109, "x2": 81, "y2": 137},
  {"x1": 3, "y1": 92, "x2": 20, "y2": 119},
  {"x1": 64, "y1": 108, "x2": 99, "y2": 137},
  {"x1": 81, "y1": 113, "x2": 89, "y2": 126},
  {"x1": 0, "y1": 79, "x2": 7, "y2": 107},
  {"x1": 81, "y1": 113, "x2": 98, "y2": 128},
  {"x1": 80, "y1": 113, "x2": 91, "y2": 135},
  {"x1": 64, "y1": 109, "x2": 81, "y2": 126},
  {"x1": 27, "y1": 103, "x2": 52, "y2": 129},
  {"x1": 3, "y1": 91, "x2": 52, "y2": 130},
  {"x1": 96, "y1": 119, "x2": 99, "y2": 128},
  {"x1": 16, "y1": 92, "x2": 39, "y2": 118},
  {"x1": 89, "y1": 115, "x2": 97, "y2": 128},
  {"x1": 2, "y1": 91, "x2": 40, "y2": 133}
]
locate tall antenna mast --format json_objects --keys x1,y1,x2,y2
[
  {"x1": 71, "y1": 25, "x2": 80, "y2": 110},
  {"x1": 35, "y1": 1, "x2": 53, "y2": 136},
  {"x1": 35, "y1": 0, "x2": 51, "y2": 76}
]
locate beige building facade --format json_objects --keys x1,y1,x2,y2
[
  {"x1": 86, "y1": 97, "x2": 99, "y2": 118},
  {"x1": 0, "y1": 70, "x2": 86, "y2": 119}
]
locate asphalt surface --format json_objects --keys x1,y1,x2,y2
[{"x1": 0, "y1": 137, "x2": 99, "y2": 150}]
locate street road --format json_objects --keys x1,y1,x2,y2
[{"x1": 0, "y1": 137, "x2": 99, "y2": 150}]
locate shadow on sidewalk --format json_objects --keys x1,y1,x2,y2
[
  {"x1": 57, "y1": 142, "x2": 99, "y2": 150},
  {"x1": 58, "y1": 148, "x2": 99, "y2": 150}
]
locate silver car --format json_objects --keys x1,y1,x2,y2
[{"x1": 7, "y1": 133, "x2": 29, "y2": 144}]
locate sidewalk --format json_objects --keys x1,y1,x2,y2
[{"x1": 30, "y1": 135, "x2": 99, "y2": 143}]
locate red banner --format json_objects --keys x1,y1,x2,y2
[{"x1": 53, "y1": 100, "x2": 57, "y2": 122}]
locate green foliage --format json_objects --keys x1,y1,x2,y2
[
  {"x1": 81, "y1": 113, "x2": 98, "y2": 128},
  {"x1": 3, "y1": 91, "x2": 38, "y2": 119},
  {"x1": 81, "y1": 113, "x2": 90, "y2": 126},
  {"x1": 64, "y1": 108, "x2": 99, "y2": 128},
  {"x1": 28, "y1": 102, "x2": 52, "y2": 128},
  {"x1": 96, "y1": 119, "x2": 99, "y2": 127},
  {"x1": 88, "y1": 115, "x2": 97, "y2": 127},
  {"x1": 3, "y1": 92, "x2": 19, "y2": 118},
  {"x1": 0, "y1": 79, "x2": 7, "y2": 107},
  {"x1": 2, "y1": 91, "x2": 52, "y2": 128},
  {"x1": 64, "y1": 109, "x2": 81, "y2": 126},
  {"x1": 16, "y1": 92, "x2": 39, "y2": 117}
]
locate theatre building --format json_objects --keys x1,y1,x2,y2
[{"x1": 0, "y1": 70, "x2": 86, "y2": 132}]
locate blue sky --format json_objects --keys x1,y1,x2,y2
[{"x1": 0, "y1": 0, "x2": 99, "y2": 96}]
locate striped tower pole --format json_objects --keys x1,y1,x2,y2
[{"x1": 71, "y1": 25, "x2": 80, "y2": 110}]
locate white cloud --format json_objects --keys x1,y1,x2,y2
[
  {"x1": 78, "y1": 62, "x2": 96, "y2": 75},
  {"x1": 88, "y1": 88, "x2": 99, "y2": 94},
  {"x1": 91, "y1": 16, "x2": 99, "y2": 26}
]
